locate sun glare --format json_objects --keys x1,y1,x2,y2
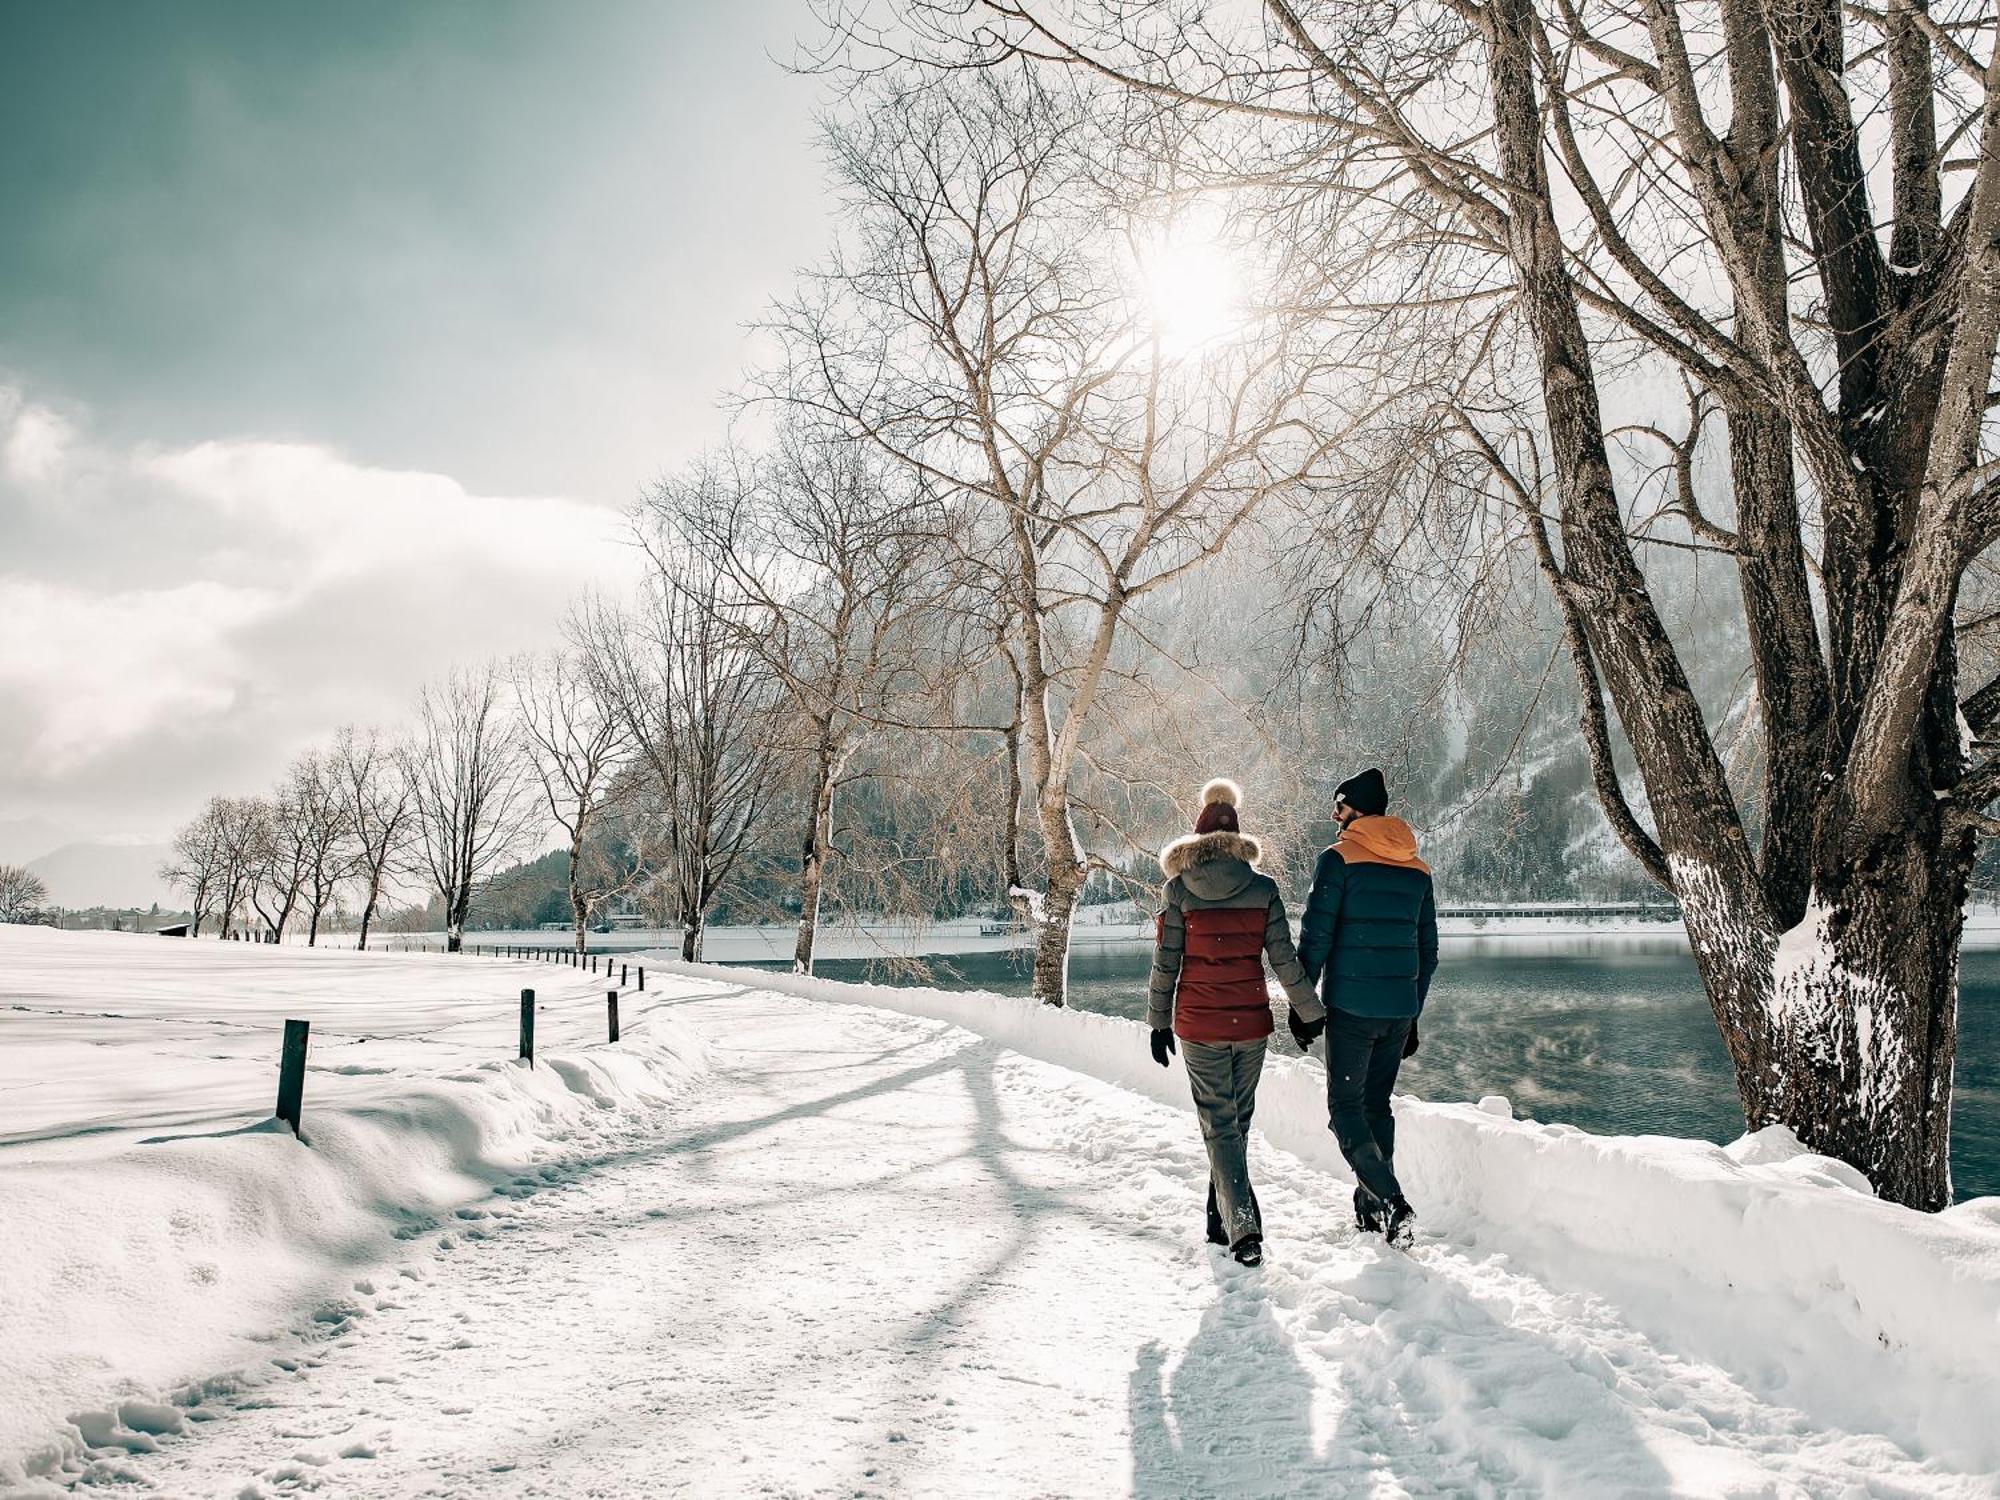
[{"x1": 1132, "y1": 226, "x2": 1250, "y2": 358}]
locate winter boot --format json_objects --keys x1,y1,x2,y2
[
  {"x1": 1385, "y1": 1195, "x2": 1416, "y2": 1249},
  {"x1": 1208, "y1": 1179, "x2": 1262, "y2": 1247},
  {"x1": 1230, "y1": 1234, "x2": 1263, "y2": 1267},
  {"x1": 1353, "y1": 1185, "x2": 1384, "y2": 1235}
]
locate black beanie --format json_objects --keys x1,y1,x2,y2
[{"x1": 1334, "y1": 767, "x2": 1388, "y2": 818}]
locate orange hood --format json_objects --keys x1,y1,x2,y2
[{"x1": 1336, "y1": 815, "x2": 1429, "y2": 873}]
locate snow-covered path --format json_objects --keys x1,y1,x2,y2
[{"x1": 72, "y1": 974, "x2": 1989, "y2": 1498}]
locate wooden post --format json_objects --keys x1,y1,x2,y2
[
  {"x1": 519, "y1": 988, "x2": 535, "y2": 1067},
  {"x1": 607, "y1": 989, "x2": 620, "y2": 1043},
  {"x1": 638, "y1": 965, "x2": 645, "y2": 991},
  {"x1": 276, "y1": 1019, "x2": 310, "y2": 1136},
  {"x1": 621, "y1": 963, "x2": 628, "y2": 987}
]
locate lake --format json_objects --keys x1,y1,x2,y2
[{"x1": 731, "y1": 943, "x2": 2000, "y2": 1203}]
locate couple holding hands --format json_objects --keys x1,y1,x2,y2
[{"x1": 1147, "y1": 770, "x2": 1439, "y2": 1266}]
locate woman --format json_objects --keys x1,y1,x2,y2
[{"x1": 1147, "y1": 778, "x2": 1324, "y2": 1266}]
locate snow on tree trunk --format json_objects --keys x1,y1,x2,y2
[
  {"x1": 682, "y1": 912, "x2": 703, "y2": 964},
  {"x1": 1675, "y1": 827, "x2": 1971, "y2": 1211}
]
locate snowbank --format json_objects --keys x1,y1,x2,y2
[
  {"x1": 649, "y1": 957, "x2": 2000, "y2": 1471},
  {"x1": 0, "y1": 928, "x2": 707, "y2": 1490}
]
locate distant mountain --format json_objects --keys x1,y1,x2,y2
[
  {"x1": 27, "y1": 841, "x2": 176, "y2": 910},
  {"x1": 0, "y1": 816, "x2": 74, "y2": 868}
]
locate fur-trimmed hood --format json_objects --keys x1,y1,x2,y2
[{"x1": 1160, "y1": 829, "x2": 1264, "y2": 900}]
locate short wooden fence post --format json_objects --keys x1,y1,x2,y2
[
  {"x1": 638, "y1": 965, "x2": 645, "y2": 991},
  {"x1": 520, "y1": 988, "x2": 535, "y2": 1067},
  {"x1": 607, "y1": 989, "x2": 620, "y2": 1043},
  {"x1": 620, "y1": 963, "x2": 628, "y2": 987},
  {"x1": 276, "y1": 1019, "x2": 310, "y2": 1135}
]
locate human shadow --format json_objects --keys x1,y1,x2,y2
[{"x1": 1129, "y1": 1284, "x2": 1320, "y2": 1499}]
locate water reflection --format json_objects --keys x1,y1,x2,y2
[{"x1": 733, "y1": 944, "x2": 2000, "y2": 1203}]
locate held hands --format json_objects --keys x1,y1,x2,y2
[
  {"x1": 1403, "y1": 1018, "x2": 1421, "y2": 1059},
  {"x1": 1287, "y1": 1009, "x2": 1326, "y2": 1054},
  {"x1": 1150, "y1": 1028, "x2": 1178, "y2": 1068}
]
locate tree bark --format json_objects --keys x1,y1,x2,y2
[
  {"x1": 570, "y1": 823, "x2": 591, "y2": 957},
  {"x1": 681, "y1": 910, "x2": 704, "y2": 964},
  {"x1": 1028, "y1": 790, "x2": 1085, "y2": 1007},
  {"x1": 793, "y1": 735, "x2": 841, "y2": 975},
  {"x1": 1681, "y1": 817, "x2": 1972, "y2": 1210},
  {"x1": 356, "y1": 870, "x2": 383, "y2": 952}
]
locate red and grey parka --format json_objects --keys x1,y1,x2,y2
[{"x1": 1147, "y1": 829, "x2": 1324, "y2": 1044}]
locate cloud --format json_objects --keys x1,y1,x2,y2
[
  {"x1": 141, "y1": 439, "x2": 622, "y2": 586},
  {"x1": 0, "y1": 388, "x2": 644, "y2": 836},
  {"x1": 0, "y1": 577, "x2": 281, "y2": 767},
  {"x1": 0, "y1": 386, "x2": 74, "y2": 485}
]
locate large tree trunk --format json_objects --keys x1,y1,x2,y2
[
  {"x1": 793, "y1": 740, "x2": 840, "y2": 975},
  {"x1": 1684, "y1": 817, "x2": 1971, "y2": 1210},
  {"x1": 569, "y1": 826, "x2": 590, "y2": 957},
  {"x1": 357, "y1": 868, "x2": 382, "y2": 952},
  {"x1": 446, "y1": 884, "x2": 468, "y2": 953},
  {"x1": 1029, "y1": 793, "x2": 1085, "y2": 1007},
  {"x1": 681, "y1": 911, "x2": 703, "y2": 963}
]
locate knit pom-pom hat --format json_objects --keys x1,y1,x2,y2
[{"x1": 1194, "y1": 777, "x2": 1241, "y2": 834}]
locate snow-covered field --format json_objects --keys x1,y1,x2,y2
[{"x1": 4, "y1": 927, "x2": 1999, "y2": 1496}]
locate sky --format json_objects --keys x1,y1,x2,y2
[{"x1": 0, "y1": 0, "x2": 832, "y2": 853}]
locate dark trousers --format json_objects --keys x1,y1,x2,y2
[{"x1": 1326, "y1": 1010, "x2": 1412, "y2": 1206}]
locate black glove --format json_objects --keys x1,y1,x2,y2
[
  {"x1": 1287, "y1": 1009, "x2": 1325, "y2": 1054},
  {"x1": 1403, "y1": 1017, "x2": 1421, "y2": 1059},
  {"x1": 1150, "y1": 1028, "x2": 1177, "y2": 1068}
]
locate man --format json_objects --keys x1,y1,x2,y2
[{"x1": 1294, "y1": 767, "x2": 1438, "y2": 1246}]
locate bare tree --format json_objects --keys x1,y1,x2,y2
[
  {"x1": 247, "y1": 795, "x2": 307, "y2": 942},
  {"x1": 511, "y1": 647, "x2": 634, "y2": 955},
  {"x1": 171, "y1": 794, "x2": 263, "y2": 939},
  {"x1": 581, "y1": 556, "x2": 786, "y2": 963},
  {"x1": 772, "y1": 70, "x2": 1355, "y2": 1004},
  {"x1": 405, "y1": 664, "x2": 532, "y2": 953},
  {"x1": 160, "y1": 812, "x2": 224, "y2": 935},
  {"x1": 331, "y1": 723, "x2": 415, "y2": 951},
  {"x1": 884, "y1": 0, "x2": 2000, "y2": 1205},
  {"x1": 274, "y1": 749, "x2": 351, "y2": 946},
  {"x1": 655, "y1": 430, "x2": 962, "y2": 972},
  {"x1": 0, "y1": 864, "x2": 48, "y2": 923}
]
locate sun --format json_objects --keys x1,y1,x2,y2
[{"x1": 1131, "y1": 223, "x2": 1251, "y2": 358}]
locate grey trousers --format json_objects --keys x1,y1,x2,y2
[{"x1": 1182, "y1": 1037, "x2": 1268, "y2": 1246}]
